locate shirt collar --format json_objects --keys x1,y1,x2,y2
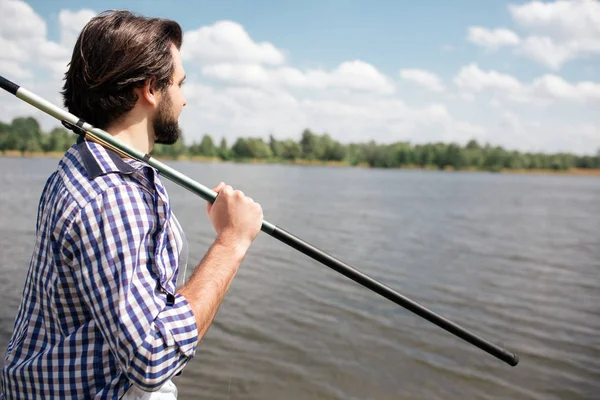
[{"x1": 76, "y1": 136, "x2": 143, "y2": 179}]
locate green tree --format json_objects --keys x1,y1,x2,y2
[
  {"x1": 345, "y1": 143, "x2": 365, "y2": 166},
  {"x1": 446, "y1": 143, "x2": 466, "y2": 170},
  {"x1": 300, "y1": 129, "x2": 322, "y2": 160},
  {"x1": 280, "y1": 139, "x2": 301, "y2": 160},
  {"x1": 198, "y1": 134, "x2": 216, "y2": 157},
  {"x1": 391, "y1": 142, "x2": 412, "y2": 166},
  {"x1": 466, "y1": 139, "x2": 480, "y2": 150},
  {"x1": 416, "y1": 144, "x2": 436, "y2": 167},
  {"x1": 11, "y1": 117, "x2": 42, "y2": 155},
  {"x1": 231, "y1": 138, "x2": 250, "y2": 158},
  {"x1": 152, "y1": 133, "x2": 187, "y2": 159},
  {"x1": 245, "y1": 138, "x2": 272, "y2": 158},
  {"x1": 4, "y1": 115, "x2": 600, "y2": 173},
  {"x1": 44, "y1": 127, "x2": 73, "y2": 153},
  {"x1": 432, "y1": 143, "x2": 449, "y2": 169},
  {"x1": 465, "y1": 148, "x2": 484, "y2": 169},
  {"x1": 319, "y1": 134, "x2": 346, "y2": 161},
  {"x1": 218, "y1": 137, "x2": 231, "y2": 160},
  {"x1": 269, "y1": 134, "x2": 282, "y2": 158},
  {"x1": 0, "y1": 122, "x2": 11, "y2": 154}
]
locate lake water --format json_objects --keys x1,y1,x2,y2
[{"x1": 1, "y1": 156, "x2": 599, "y2": 399}]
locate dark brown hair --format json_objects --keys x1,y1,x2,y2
[{"x1": 62, "y1": 10, "x2": 183, "y2": 129}]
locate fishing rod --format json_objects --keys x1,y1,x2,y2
[{"x1": 0, "y1": 74, "x2": 519, "y2": 367}]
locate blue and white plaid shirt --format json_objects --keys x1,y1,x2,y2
[{"x1": 1, "y1": 138, "x2": 199, "y2": 399}]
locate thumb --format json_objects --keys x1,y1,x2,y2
[{"x1": 207, "y1": 182, "x2": 226, "y2": 214}]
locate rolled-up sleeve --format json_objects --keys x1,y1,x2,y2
[{"x1": 64, "y1": 182, "x2": 198, "y2": 392}]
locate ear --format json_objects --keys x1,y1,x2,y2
[{"x1": 140, "y1": 78, "x2": 160, "y2": 107}]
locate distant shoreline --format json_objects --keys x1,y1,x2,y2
[{"x1": 2, "y1": 150, "x2": 600, "y2": 177}]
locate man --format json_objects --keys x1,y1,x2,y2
[{"x1": 0, "y1": 10, "x2": 263, "y2": 399}]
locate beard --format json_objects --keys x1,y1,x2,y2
[{"x1": 153, "y1": 92, "x2": 181, "y2": 145}]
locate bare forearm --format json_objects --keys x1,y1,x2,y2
[{"x1": 176, "y1": 236, "x2": 249, "y2": 340}]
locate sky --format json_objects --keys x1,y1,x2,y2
[{"x1": 1, "y1": 0, "x2": 599, "y2": 155}]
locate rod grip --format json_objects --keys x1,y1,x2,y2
[{"x1": 0, "y1": 75, "x2": 19, "y2": 95}]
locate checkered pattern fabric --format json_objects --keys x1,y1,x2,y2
[{"x1": 1, "y1": 138, "x2": 198, "y2": 399}]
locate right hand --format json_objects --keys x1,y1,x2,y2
[{"x1": 206, "y1": 182, "x2": 263, "y2": 250}]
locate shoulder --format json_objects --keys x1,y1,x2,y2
[
  {"x1": 59, "y1": 143, "x2": 154, "y2": 204},
  {"x1": 53, "y1": 144, "x2": 162, "y2": 235}
]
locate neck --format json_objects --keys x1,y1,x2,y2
[{"x1": 106, "y1": 112, "x2": 155, "y2": 155}]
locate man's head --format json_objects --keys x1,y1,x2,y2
[{"x1": 62, "y1": 10, "x2": 187, "y2": 144}]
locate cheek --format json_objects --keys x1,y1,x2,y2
[{"x1": 174, "y1": 89, "x2": 185, "y2": 108}]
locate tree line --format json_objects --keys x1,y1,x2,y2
[{"x1": 2, "y1": 116, "x2": 600, "y2": 171}]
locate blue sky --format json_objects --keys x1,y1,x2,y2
[
  {"x1": 1, "y1": 0, "x2": 600, "y2": 154},
  {"x1": 27, "y1": 1, "x2": 508, "y2": 72},
  {"x1": 26, "y1": 0, "x2": 595, "y2": 80}
]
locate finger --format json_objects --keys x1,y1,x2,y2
[
  {"x1": 222, "y1": 185, "x2": 233, "y2": 197},
  {"x1": 207, "y1": 182, "x2": 226, "y2": 213},
  {"x1": 212, "y1": 185, "x2": 233, "y2": 210},
  {"x1": 234, "y1": 189, "x2": 244, "y2": 198},
  {"x1": 212, "y1": 181, "x2": 226, "y2": 192}
]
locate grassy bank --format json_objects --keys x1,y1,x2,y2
[
  {"x1": 3, "y1": 151, "x2": 600, "y2": 177},
  {"x1": 498, "y1": 167, "x2": 600, "y2": 176}
]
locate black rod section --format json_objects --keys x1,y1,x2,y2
[
  {"x1": 270, "y1": 226, "x2": 519, "y2": 366},
  {"x1": 0, "y1": 75, "x2": 19, "y2": 95}
]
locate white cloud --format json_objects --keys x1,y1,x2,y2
[
  {"x1": 0, "y1": 0, "x2": 96, "y2": 80},
  {"x1": 454, "y1": 121, "x2": 487, "y2": 136},
  {"x1": 0, "y1": 0, "x2": 46, "y2": 42},
  {"x1": 182, "y1": 20, "x2": 285, "y2": 66},
  {"x1": 454, "y1": 63, "x2": 522, "y2": 93},
  {"x1": 530, "y1": 74, "x2": 600, "y2": 101},
  {"x1": 185, "y1": 74, "x2": 597, "y2": 154},
  {"x1": 517, "y1": 36, "x2": 581, "y2": 70},
  {"x1": 181, "y1": 83, "x2": 307, "y2": 140},
  {"x1": 467, "y1": 27, "x2": 521, "y2": 49},
  {"x1": 181, "y1": 81, "x2": 483, "y2": 146},
  {"x1": 0, "y1": 60, "x2": 32, "y2": 79},
  {"x1": 455, "y1": 63, "x2": 600, "y2": 106},
  {"x1": 509, "y1": 0, "x2": 600, "y2": 40},
  {"x1": 202, "y1": 63, "x2": 271, "y2": 86},
  {"x1": 323, "y1": 60, "x2": 395, "y2": 94},
  {"x1": 59, "y1": 9, "x2": 96, "y2": 47},
  {"x1": 0, "y1": 0, "x2": 46, "y2": 65},
  {"x1": 469, "y1": 0, "x2": 600, "y2": 70},
  {"x1": 202, "y1": 60, "x2": 395, "y2": 95},
  {"x1": 0, "y1": 36, "x2": 29, "y2": 62},
  {"x1": 399, "y1": 69, "x2": 445, "y2": 92},
  {"x1": 490, "y1": 98, "x2": 503, "y2": 108},
  {"x1": 496, "y1": 110, "x2": 546, "y2": 150}
]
